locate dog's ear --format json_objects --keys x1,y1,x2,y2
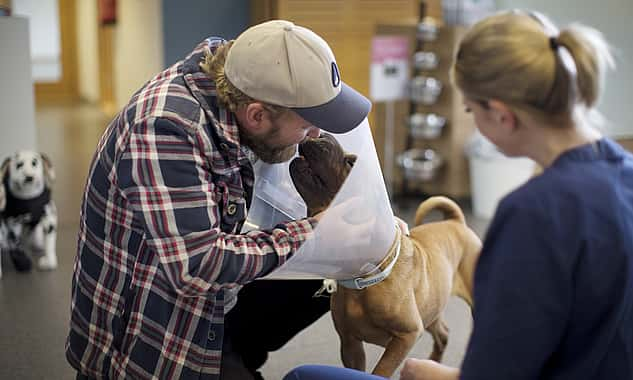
[
  {"x1": 345, "y1": 153, "x2": 357, "y2": 168},
  {"x1": 0, "y1": 157, "x2": 9, "y2": 183},
  {"x1": 0, "y1": 180, "x2": 5, "y2": 211},
  {"x1": 0, "y1": 157, "x2": 9, "y2": 211},
  {"x1": 40, "y1": 153, "x2": 56, "y2": 187}
]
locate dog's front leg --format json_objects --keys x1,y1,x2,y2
[
  {"x1": 7, "y1": 220, "x2": 31, "y2": 272},
  {"x1": 37, "y1": 227, "x2": 57, "y2": 270},
  {"x1": 372, "y1": 330, "x2": 419, "y2": 378},
  {"x1": 36, "y1": 204, "x2": 57, "y2": 270},
  {"x1": 331, "y1": 291, "x2": 367, "y2": 372},
  {"x1": 340, "y1": 334, "x2": 366, "y2": 372}
]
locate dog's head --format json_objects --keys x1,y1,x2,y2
[
  {"x1": 1, "y1": 151, "x2": 55, "y2": 200},
  {"x1": 290, "y1": 133, "x2": 356, "y2": 216}
]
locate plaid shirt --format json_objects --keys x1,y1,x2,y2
[{"x1": 66, "y1": 38, "x2": 316, "y2": 380}]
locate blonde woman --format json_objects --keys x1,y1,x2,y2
[
  {"x1": 284, "y1": 9, "x2": 633, "y2": 380},
  {"x1": 401, "y1": 9, "x2": 633, "y2": 380}
]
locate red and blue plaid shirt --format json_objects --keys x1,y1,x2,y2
[{"x1": 66, "y1": 38, "x2": 316, "y2": 380}]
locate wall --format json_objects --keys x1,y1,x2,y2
[
  {"x1": 76, "y1": 0, "x2": 99, "y2": 103},
  {"x1": 114, "y1": 0, "x2": 164, "y2": 109},
  {"x1": 161, "y1": 0, "x2": 249, "y2": 67},
  {"x1": 12, "y1": 0, "x2": 61, "y2": 82},
  {"x1": 497, "y1": 0, "x2": 633, "y2": 137},
  {"x1": 0, "y1": 17, "x2": 37, "y2": 157}
]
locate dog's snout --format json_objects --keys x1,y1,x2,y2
[{"x1": 24, "y1": 176, "x2": 34, "y2": 183}]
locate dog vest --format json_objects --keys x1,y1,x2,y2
[{"x1": 1, "y1": 178, "x2": 51, "y2": 228}]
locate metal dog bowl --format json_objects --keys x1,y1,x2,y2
[
  {"x1": 417, "y1": 17, "x2": 439, "y2": 42},
  {"x1": 410, "y1": 76, "x2": 442, "y2": 105},
  {"x1": 398, "y1": 148, "x2": 443, "y2": 182},
  {"x1": 408, "y1": 113, "x2": 447, "y2": 139},
  {"x1": 413, "y1": 51, "x2": 439, "y2": 71}
]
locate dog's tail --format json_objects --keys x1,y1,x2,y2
[{"x1": 414, "y1": 196, "x2": 465, "y2": 227}]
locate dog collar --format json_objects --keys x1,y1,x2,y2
[{"x1": 337, "y1": 223, "x2": 402, "y2": 290}]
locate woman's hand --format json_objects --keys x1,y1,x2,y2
[{"x1": 400, "y1": 359, "x2": 460, "y2": 380}]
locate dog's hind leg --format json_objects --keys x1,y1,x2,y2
[
  {"x1": 372, "y1": 331, "x2": 419, "y2": 377},
  {"x1": 451, "y1": 268, "x2": 473, "y2": 309},
  {"x1": 452, "y1": 229, "x2": 482, "y2": 310},
  {"x1": 427, "y1": 318, "x2": 449, "y2": 362}
]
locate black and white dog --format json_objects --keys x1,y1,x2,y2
[{"x1": 0, "y1": 151, "x2": 58, "y2": 278}]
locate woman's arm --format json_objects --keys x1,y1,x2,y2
[{"x1": 400, "y1": 359, "x2": 460, "y2": 380}]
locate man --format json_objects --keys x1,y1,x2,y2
[{"x1": 66, "y1": 20, "x2": 371, "y2": 380}]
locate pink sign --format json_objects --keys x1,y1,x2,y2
[
  {"x1": 371, "y1": 36, "x2": 410, "y2": 64},
  {"x1": 370, "y1": 35, "x2": 410, "y2": 102}
]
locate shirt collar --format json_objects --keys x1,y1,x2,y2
[
  {"x1": 181, "y1": 38, "x2": 252, "y2": 165},
  {"x1": 552, "y1": 138, "x2": 625, "y2": 167}
]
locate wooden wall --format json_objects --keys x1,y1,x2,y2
[{"x1": 251, "y1": 0, "x2": 442, "y2": 129}]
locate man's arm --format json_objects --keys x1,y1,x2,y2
[{"x1": 116, "y1": 117, "x2": 316, "y2": 297}]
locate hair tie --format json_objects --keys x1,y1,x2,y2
[{"x1": 549, "y1": 36, "x2": 559, "y2": 50}]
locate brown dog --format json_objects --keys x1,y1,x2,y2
[{"x1": 290, "y1": 133, "x2": 482, "y2": 378}]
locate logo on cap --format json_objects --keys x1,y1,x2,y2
[{"x1": 331, "y1": 62, "x2": 341, "y2": 88}]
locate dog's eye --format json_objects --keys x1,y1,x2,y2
[
  {"x1": 16, "y1": 162, "x2": 24, "y2": 169},
  {"x1": 32, "y1": 159, "x2": 38, "y2": 167}
]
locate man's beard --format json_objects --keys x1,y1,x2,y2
[{"x1": 239, "y1": 125, "x2": 297, "y2": 164}]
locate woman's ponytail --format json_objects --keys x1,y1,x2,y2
[{"x1": 556, "y1": 24, "x2": 615, "y2": 109}]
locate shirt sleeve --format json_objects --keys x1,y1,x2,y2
[
  {"x1": 460, "y1": 198, "x2": 573, "y2": 380},
  {"x1": 116, "y1": 117, "x2": 316, "y2": 297}
]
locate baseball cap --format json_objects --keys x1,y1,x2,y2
[{"x1": 224, "y1": 20, "x2": 371, "y2": 134}]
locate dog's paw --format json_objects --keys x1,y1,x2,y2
[
  {"x1": 37, "y1": 255, "x2": 58, "y2": 271},
  {"x1": 9, "y1": 250, "x2": 32, "y2": 272}
]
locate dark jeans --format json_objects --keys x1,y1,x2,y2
[
  {"x1": 222, "y1": 279, "x2": 330, "y2": 379},
  {"x1": 77, "y1": 280, "x2": 329, "y2": 380}
]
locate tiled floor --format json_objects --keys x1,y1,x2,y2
[
  {"x1": 0, "y1": 103, "x2": 110, "y2": 380},
  {"x1": 0, "y1": 103, "x2": 490, "y2": 379}
]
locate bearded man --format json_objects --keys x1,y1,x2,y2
[{"x1": 67, "y1": 20, "x2": 370, "y2": 380}]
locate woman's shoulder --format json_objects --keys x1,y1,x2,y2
[
  {"x1": 493, "y1": 168, "x2": 588, "y2": 229},
  {"x1": 497, "y1": 143, "x2": 633, "y2": 228},
  {"x1": 497, "y1": 170, "x2": 565, "y2": 211}
]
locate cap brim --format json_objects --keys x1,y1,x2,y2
[{"x1": 292, "y1": 82, "x2": 372, "y2": 134}]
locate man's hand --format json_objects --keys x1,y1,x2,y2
[
  {"x1": 400, "y1": 359, "x2": 460, "y2": 380},
  {"x1": 312, "y1": 210, "x2": 325, "y2": 223}
]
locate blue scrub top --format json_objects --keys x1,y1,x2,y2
[{"x1": 461, "y1": 138, "x2": 633, "y2": 379}]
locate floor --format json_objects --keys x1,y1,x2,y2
[
  {"x1": 0, "y1": 103, "x2": 490, "y2": 379},
  {"x1": 0, "y1": 103, "x2": 109, "y2": 380}
]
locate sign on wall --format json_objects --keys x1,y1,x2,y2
[{"x1": 369, "y1": 35, "x2": 410, "y2": 102}]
